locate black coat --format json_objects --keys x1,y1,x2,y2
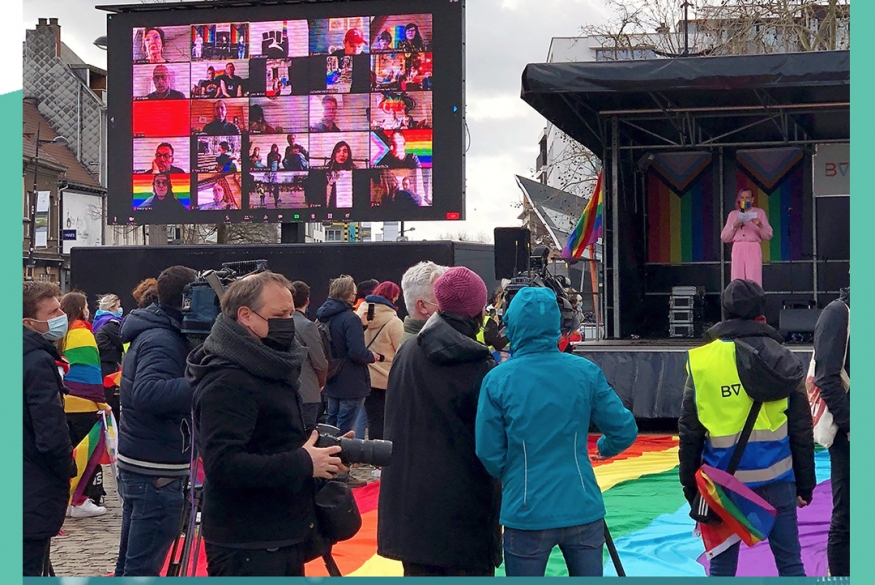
[
  {"x1": 95, "y1": 318, "x2": 124, "y2": 377},
  {"x1": 117, "y1": 304, "x2": 193, "y2": 476},
  {"x1": 187, "y1": 315, "x2": 318, "y2": 549},
  {"x1": 678, "y1": 319, "x2": 816, "y2": 503},
  {"x1": 377, "y1": 313, "x2": 502, "y2": 570},
  {"x1": 813, "y1": 288, "x2": 850, "y2": 433},
  {"x1": 23, "y1": 327, "x2": 74, "y2": 540},
  {"x1": 316, "y1": 298, "x2": 374, "y2": 399}
]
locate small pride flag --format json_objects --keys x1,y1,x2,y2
[{"x1": 562, "y1": 170, "x2": 604, "y2": 259}]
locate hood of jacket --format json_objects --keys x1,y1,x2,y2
[
  {"x1": 704, "y1": 319, "x2": 804, "y2": 402},
  {"x1": 417, "y1": 313, "x2": 491, "y2": 365},
  {"x1": 364, "y1": 294, "x2": 396, "y2": 310},
  {"x1": 92, "y1": 312, "x2": 120, "y2": 333},
  {"x1": 24, "y1": 326, "x2": 62, "y2": 361},
  {"x1": 186, "y1": 314, "x2": 307, "y2": 387},
  {"x1": 358, "y1": 300, "x2": 398, "y2": 330},
  {"x1": 316, "y1": 297, "x2": 353, "y2": 322},
  {"x1": 119, "y1": 303, "x2": 182, "y2": 344},
  {"x1": 504, "y1": 287, "x2": 561, "y2": 356}
]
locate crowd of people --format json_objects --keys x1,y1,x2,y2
[{"x1": 22, "y1": 264, "x2": 850, "y2": 578}]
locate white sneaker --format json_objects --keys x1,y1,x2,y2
[
  {"x1": 371, "y1": 468, "x2": 381, "y2": 479},
  {"x1": 68, "y1": 500, "x2": 107, "y2": 518}
]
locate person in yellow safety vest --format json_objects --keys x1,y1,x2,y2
[
  {"x1": 477, "y1": 287, "x2": 509, "y2": 361},
  {"x1": 678, "y1": 279, "x2": 815, "y2": 577}
]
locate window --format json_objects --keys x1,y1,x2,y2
[{"x1": 326, "y1": 228, "x2": 343, "y2": 242}]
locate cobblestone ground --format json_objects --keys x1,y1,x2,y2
[{"x1": 49, "y1": 465, "x2": 379, "y2": 577}]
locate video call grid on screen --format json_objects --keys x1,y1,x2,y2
[{"x1": 107, "y1": 0, "x2": 464, "y2": 225}]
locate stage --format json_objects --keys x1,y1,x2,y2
[{"x1": 572, "y1": 339, "x2": 813, "y2": 419}]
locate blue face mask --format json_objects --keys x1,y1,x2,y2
[
  {"x1": 114, "y1": 307, "x2": 124, "y2": 318},
  {"x1": 40, "y1": 314, "x2": 69, "y2": 341}
]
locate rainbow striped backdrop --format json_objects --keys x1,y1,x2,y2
[
  {"x1": 132, "y1": 173, "x2": 191, "y2": 209},
  {"x1": 647, "y1": 170, "x2": 716, "y2": 263},
  {"x1": 736, "y1": 165, "x2": 804, "y2": 262},
  {"x1": 403, "y1": 129, "x2": 432, "y2": 167}
]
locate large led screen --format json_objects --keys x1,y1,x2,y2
[{"x1": 104, "y1": 1, "x2": 465, "y2": 225}]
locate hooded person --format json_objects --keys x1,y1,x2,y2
[
  {"x1": 678, "y1": 279, "x2": 815, "y2": 577},
  {"x1": 187, "y1": 271, "x2": 347, "y2": 576},
  {"x1": 377, "y1": 266, "x2": 502, "y2": 576},
  {"x1": 475, "y1": 287, "x2": 637, "y2": 577}
]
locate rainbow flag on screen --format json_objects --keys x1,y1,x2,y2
[
  {"x1": 69, "y1": 414, "x2": 116, "y2": 506},
  {"x1": 404, "y1": 129, "x2": 432, "y2": 167},
  {"x1": 694, "y1": 464, "x2": 777, "y2": 557},
  {"x1": 562, "y1": 170, "x2": 604, "y2": 259}
]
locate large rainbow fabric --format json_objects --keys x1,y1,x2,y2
[
  {"x1": 647, "y1": 170, "x2": 716, "y2": 263},
  {"x1": 403, "y1": 129, "x2": 432, "y2": 167},
  {"x1": 63, "y1": 320, "x2": 106, "y2": 403},
  {"x1": 736, "y1": 165, "x2": 804, "y2": 262},
  {"x1": 69, "y1": 417, "x2": 113, "y2": 506},
  {"x1": 562, "y1": 171, "x2": 604, "y2": 259},
  {"x1": 132, "y1": 173, "x2": 191, "y2": 209},
  {"x1": 171, "y1": 436, "x2": 832, "y2": 577}
]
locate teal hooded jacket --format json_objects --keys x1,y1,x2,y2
[{"x1": 475, "y1": 287, "x2": 638, "y2": 530}]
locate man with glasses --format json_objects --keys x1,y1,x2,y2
[
  {"x1": 150, "y1": 143, "x2": 185, "y2": 174},
  {"x1": 146, "y1": 65, "x2": 185, "y2": 100}
]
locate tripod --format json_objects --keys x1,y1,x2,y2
[{"x1": 166, "y1": 444, "x2": 204, "y2": 577}]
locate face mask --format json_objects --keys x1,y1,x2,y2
[
  {"x1": 261, "y1": 316, "x2": 297, "y2": 352},
  {"x1": 114, "y1": 307, "x2": 124, "y2": 318},
  {"x1": 41, "y1": 315, "x2": 69, "y2": 341}
]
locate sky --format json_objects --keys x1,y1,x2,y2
[{"x1": 22, "y1": 0, "x2": 607, "y2": 242}]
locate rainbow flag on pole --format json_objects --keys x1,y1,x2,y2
[
  {"x1": 69, "y1": 413, "x2": 117, "y2": 506},
  {"x1": 562, "y1": 170, "x2": 604, "y2": 259}
]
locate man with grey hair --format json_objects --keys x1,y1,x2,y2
[
  {"x1": 187, "y1": 270, "x2": 348, "y2": 576},
  {"x1": 399, "y1": 261, "x2": 449, "y2": 347}
]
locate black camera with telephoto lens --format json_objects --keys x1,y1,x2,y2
[{"x1": 315, "y1": 424, "x2": 393, "y2": 468}]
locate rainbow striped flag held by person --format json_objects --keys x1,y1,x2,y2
[
  {"x1": 694, "y1": 464, "x2": 777, "y2": 558},
  {"x1": 64, "y1": 321, "x2": 105, "y2": 403},
  {"x1": 562, "y1": 170, "x2": 604, "y2": 259},
  {"x1": 69, "y1": 413, "x2": 117, "y2": 506}
]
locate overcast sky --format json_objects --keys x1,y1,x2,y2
[{"x1": 22, "y1": 0, "x2": 607, "y2": 241}]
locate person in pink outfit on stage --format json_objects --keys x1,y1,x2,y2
[{"x1": 721, "y1": 188, "x2": 773, "y2": 286}]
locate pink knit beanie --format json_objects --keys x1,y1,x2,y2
[{"x1": 433, "y1": 267, "x2": 487, "y2": 319}]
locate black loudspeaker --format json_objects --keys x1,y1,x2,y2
[
  {"x1": 779, "y1": 309, "x2": 822, "y2": 334},
  {"x1": 494, "y1": 227, "x2": 531, "y2": 280}
]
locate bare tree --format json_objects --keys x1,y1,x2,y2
[{"x1": 436, "y1": 230, "x2": 493, "y2": 243}]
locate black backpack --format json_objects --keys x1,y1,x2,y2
[{"x1": 317, "y1": 318, "x2": 345, "y2": 382}]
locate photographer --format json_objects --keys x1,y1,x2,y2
[{"x1": 187, "y1": 271, "x2": 346, "y2": 576}]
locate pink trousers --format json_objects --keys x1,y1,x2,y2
[{"x1": 731, "y1": 241, "x2": 763, "y2": 285}]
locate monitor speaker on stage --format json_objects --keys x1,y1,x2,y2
[{"x1": 494, "y1": 227, "x2": 531, "y2": 280}]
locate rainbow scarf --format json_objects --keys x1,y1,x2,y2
[
  {"x1": 63, "y1": 320, "x2": 105, "y2": 403},
  {"x1": 69, "y1": 412, "x2": 117, "y2": 506},
  {"x1": 562, "y1": 170, "x2": 604, "y2": 259}
]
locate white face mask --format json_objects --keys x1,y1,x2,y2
[{"x1": 39, "y1": 314, "x2": 69, "y2": 341}]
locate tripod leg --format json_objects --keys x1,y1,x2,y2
[
  {"x1": 604, "y1": 521, "x2": 625, "y2": 577},
  {"x1": 323, "y1": 550, "x2": 342, "y2": 577}
]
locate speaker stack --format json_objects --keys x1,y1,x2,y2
[
  {"x1": 669, "y1": 286, "x2": 704, "y2": 338},
  {"x1": 493, "y1": 227, "x2": 531, "y2": 280}
]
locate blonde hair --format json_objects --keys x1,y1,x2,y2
[
  {"x1": 98, "y1": 293, "x2": 120, "y2": 311},
  {"x1": 328, "y1": 274, "x2": 356, "y2": 300}
]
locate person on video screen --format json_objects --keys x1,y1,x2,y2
[
  {"x1": 377, "y1": 131, "x2": 421, "y2": 169},
  {"x1": 374, "y1": 30, "x2": 393, "y2": 51},
  {"x1": 150, "y1": 143, "x2": 184, "y2": 174},
  {"x1": 193, "y1": 35, "x2": 203, "y2": 60},
  {"x1": 142, "y1": 27, "x2": 167, "y2": 64},
  {"x1": 139, "y1": 173, "x2": 186, "y2": 213},
  {"x1": 248, "y1": 104, "x2": 276, "y2": 134},
  {"x1": 146, "y1": 65, "x2": 185, "y2": 100},
  {"x1": 202, "y1": 100, "x2": 240, "y2": 135},
  {"x1": 398, "y1": 23, "x2": 425, "y2": 53},
  {"x1": 199, "y1": 180, "x2": 235, "y2": 210},
  {"x1": 331, "y1": 28, "x2": 368, "y2": 56},
  {"x1": 215, "y1": 141, "x2": 238, "y2": 173},
  {"x1": 394, "y1": 176, "x2": 421, "y2": 207},
  {"x1": 195, "y1": 66, "x2": 221, "y2": 98},
  {"x1": 309, "y1": 96, "x2": 341, "y2": 132},
  {"x1": 218, "y1": 63, "x2": 245, "y2": 98},
  {"x1": 328, "y1": 141, "x2": 357, "y2": 171},
  {"x1": 267, "y1": 144, "x2": 282, "y2": 171},
  {"x1": 282, "y1": 134, "x2": 309, "y2": 171}
]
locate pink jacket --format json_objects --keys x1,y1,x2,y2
[{"x1": 721, "y1": 207, "x2": 773, "y2": 243}]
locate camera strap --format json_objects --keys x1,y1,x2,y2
[{"x1": 365, "y1": 324, "x2": 388, "y2": 350}]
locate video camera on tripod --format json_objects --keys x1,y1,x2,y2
[
  {"x1": 181, "y1": 259, "x2": 269, "y2": 339},
  {"x1": 503, "y1": 245, "x2": 581, "y2": 335}
]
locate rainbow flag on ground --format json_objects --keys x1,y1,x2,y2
[
  {"x1": 562, "y1": 170, "x2": 604, "y2": 259},
  {"x1": 69, "y1": 413, "x2": 117, "y2": 506}
]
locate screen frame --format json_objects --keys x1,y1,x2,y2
[{"x1": 104, "y1": 0, "x2": 465, "y2": 226}]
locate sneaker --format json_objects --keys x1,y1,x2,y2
[
  {"x1": 371, "y1": 468, "x2": 381, "y2": 479},
  {"x1": 68, "y1": 500, "x2": 107, "y2": 518}
]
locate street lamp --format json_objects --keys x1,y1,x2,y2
[
  {"x1": 26, "y1": 126, "x2": 68, "y2": 280},
  {"x1": 398, "y1": 222, "x2": 416, "y2": 241},
  {"x1": 93, "y1": 36, "x2": 108, "y2": 50}
]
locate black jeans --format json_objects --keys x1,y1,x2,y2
[
  {"x1": 828, "y1": 430, "x2": 850, "y2": 576},
  {"x1": 364, "y1": 388, "x2": 386, "y2": 440},
  {"x1": 205, "y1": 542, "x2": 307, "y2": 576},
  {"x1": 23, "y1": 538, "x2": 51, "y2": 576}
]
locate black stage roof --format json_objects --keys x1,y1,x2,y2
[{"x1": 521, "y1": 51, "x2": 849, "y2": 155}]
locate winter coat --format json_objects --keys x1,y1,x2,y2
[
  {"x1": 399, "y1": 316, "x2": 425, "y2": 348},
  {"x1": 187, "y1": 314, "x2": 318, "y2": 549},
  {"x1": 94, "y1": 311, "x2": 124, "y2": 378},
  {"x1": 476, "y1": 287, "x2": 638, "y2": 531},
  {"x1": 678, "y1": 318, "x2": 816, "y2": 504},
  {"x1": 316, "y1": 297, "x2": 374, "y2": 399},
  {"x1": 23, "y1": 327, "x2": 74, "y2": 539},
  {"x1": 355, "y1": 295, "x2": 404, "y2": 390},
  {"x1": 813, "y1": 287, "x2": 850, "y2": 434},
  {"x1": 293, "y1": 310, "x2": 328, "y2": 405},
  {"x1": 117, "y1": 304, "x2": 193, "y2": 477},
  {"x1": 377, "y1": 312, "x2": 502, "y2": 570}
]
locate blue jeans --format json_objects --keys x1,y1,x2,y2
[
  {"x1": 709, "y1": 481, "x2": 805, "y2": 577},
  {"x1": 503, "y1": 519, "x2": 605, "y2": 576},
  {"x1": 115, "y1": 469, "x2": 185, "y2": 576},
  {"x1": 325, "y1": 397, "x2": 365, "y2": 435},
  {"x1": 354, "y1": 399, "x2": 368, "y2": 438}
]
